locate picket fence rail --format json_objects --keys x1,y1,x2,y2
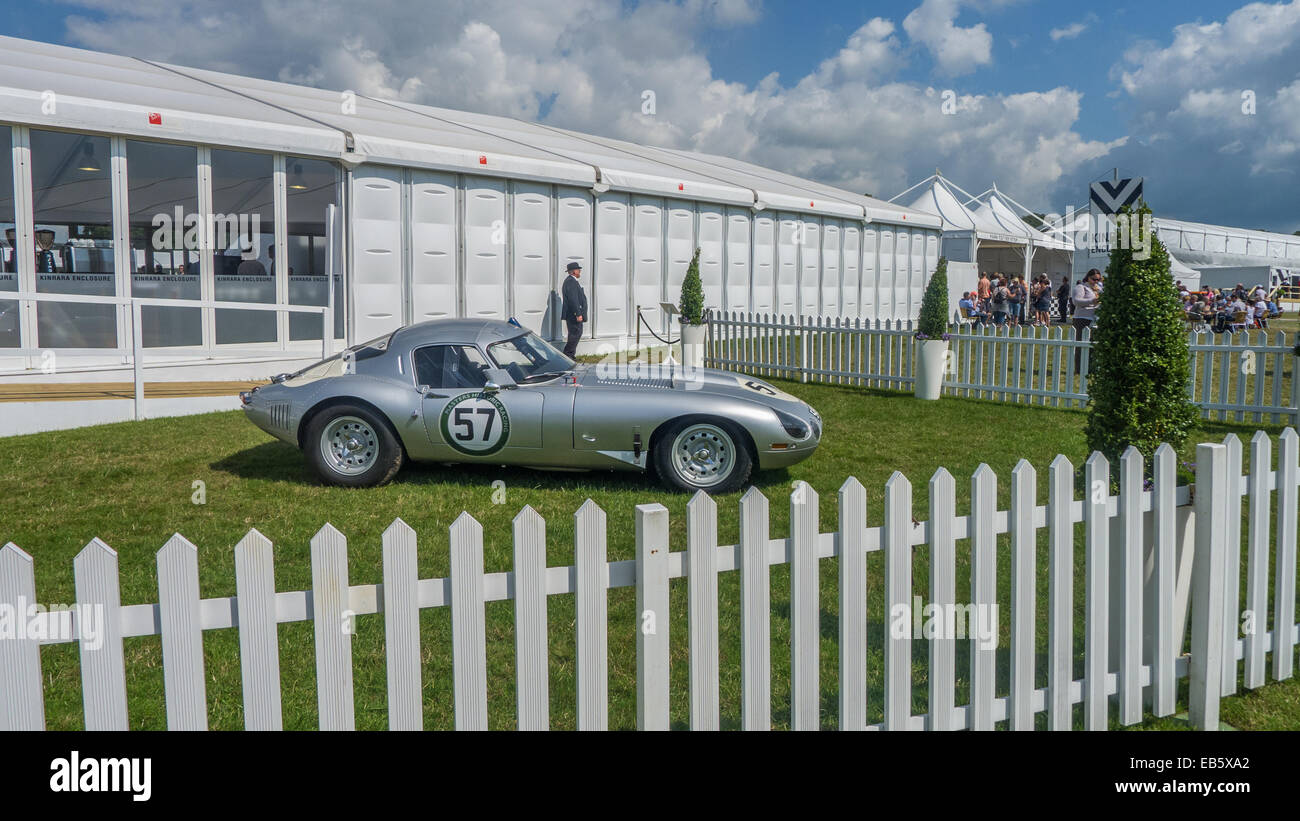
[
  {"x1": 705, "y1": 311, "x2": 1300, "y2": 426},
  {"x1": 2, "y1": 432, "x2": 1297, "y2": 731}
]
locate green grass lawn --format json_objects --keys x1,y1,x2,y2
[{"x1": 2, "y1": 376, "x2": 1298, "y2": 730}]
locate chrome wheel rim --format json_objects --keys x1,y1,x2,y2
[
  {"x1": 320, "y1": 416, "x2": 379, "y2": 476},
  {"x1": 670, "y1": 424, "x2": 734, "y2": 488}
]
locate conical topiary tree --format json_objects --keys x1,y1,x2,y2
[
  {"x1": 1084, "y1": 202, "x2": 1197, "y2": 465},
  {"x1": 679, "y1": 247, "x2": 704, "y2": 325},
  {"x1": 916, "y1": 256, "x2": 950, "y2": 339}
]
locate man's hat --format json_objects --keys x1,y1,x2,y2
[{"x1": 566, "y1": 262, "x2": 582, "y2": 272}]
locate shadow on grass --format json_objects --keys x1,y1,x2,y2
[{"x1": 210, "y1": 440, "x2": 795, "y2": 497}]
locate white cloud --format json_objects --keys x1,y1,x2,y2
[
  {"x1": 1049, "y1": 21, "x2": 1088, "y2": 41},
  {"x1": 1105, "y1": 1, "x2": 1300, "y2": 230},
  {"x1": 51, "y1": 0, "x2": 1121, "y2": 211},
  {"x1": 902, "y1": 0, "x2": 994, "y2": 77}
]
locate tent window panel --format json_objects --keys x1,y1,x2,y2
[
  {"x1": 31, "y1": 129, "x2": 117, "y2": 348},
  {"x1": 841, "y1": 226, "x2": 859, "y2": 317},
  {"x1": 776, "y1": 216, "x2": 798, "y2": 316},
  {"x1": 0, "y1": 125, "x2": 17, "y2": 348},
  {"x1": 409, "y1": 170, "x2": 457, "y2": 323},
  {"x1": 211, "y1": 148, "x2": 276, "y2": 345},
  {"x1": 127, "y1": 139, "x2": 201, "y2": 348},
  {"x1": 751, "y1": 216, "x2": 775, "y2": 314},
  {"x1": 287, "y1": 157, "x2": 341, "y2": 342},
  {"x1": 512, "y1": 185, "x2": 552, "y2": 336},
  {"x1": 697, "y1": 204, "x2": 724, "y2": 312},
  {"x1": 594, "y1": 194, "x2": 628, "y2": 337},
  {"x1": 632, "y1": 199, "x2": 663, "y2": 331},
  {"x1": 726, "y1": 211, "x2": 750, "y2": 313},
  {"x1": 821, "y1": 222, "x2": 840, "y2": 317}
]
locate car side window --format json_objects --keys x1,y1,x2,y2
[{"x1": 413, "y1": 345, "x2": 490, "y2": 389}]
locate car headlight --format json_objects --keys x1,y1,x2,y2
[{"x1": 774, "y1": 408, "x2": 810, "y2": 440}]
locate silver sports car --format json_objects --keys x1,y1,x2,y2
[{"x1": 239, "y1": 318, "x2": 821, "y2": 493}]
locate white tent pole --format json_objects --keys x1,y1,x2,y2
[{"x1": 886, "y1": 174, "x2": 939, "y2": 204}]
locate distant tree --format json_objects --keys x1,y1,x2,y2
[
  {"x1": 1084, "y1": 202, "x2": 1198, "y2": 466},
  {"x1": 1021, "y1": 213, "x2": 1048, "y2": 229}
]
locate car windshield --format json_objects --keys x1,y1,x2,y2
[{"x1": 487, "y1": 331, "x2": 574, "y2": 382}]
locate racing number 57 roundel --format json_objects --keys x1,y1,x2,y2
[{"x1": 438, "y1": 392, "x2": 511, "y2": 456}]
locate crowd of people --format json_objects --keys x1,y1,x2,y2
[
  {"x1": 958, "y1": 272, "x2": 1074, "y2": 328},
  {"x1": 958, "y1": 272, "x2": 1283, "y2": 334},
  {"x1": 1178, "y1": 282, "x2": 1281, "y2": 332}
]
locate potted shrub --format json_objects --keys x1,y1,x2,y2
[
  {"x1": 913, "y1": 256, "x2": 951, "y2": 400},
  {"x1": 679, "y1": 247, "x2": 707, "y2": 367}
]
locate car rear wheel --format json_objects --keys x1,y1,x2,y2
[
  {"x1": 653, "y1": 418, "x2": 752, "y2": 494},
  {"x1": 304, "y1": 404, "x2": 404, "y2": 487}
]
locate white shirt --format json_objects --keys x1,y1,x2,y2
[{"x1": 1071, "y1": 281, "x2": 1099, "y2": 320}]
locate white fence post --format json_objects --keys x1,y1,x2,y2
[
  {"x1": 74, "y1": 538, "x2": 128, "y2": 731},
  {"x1": 157, "y1": 533, "x2": 208, "y2": 730},
  {"x1": 1048, "y1": 455, "x2": 1074, "y2": 730},
  {"x1": 1274, "y1": 428, "x2": 1299, "y2": 682},
  {"x1": 575, "y1": 499, "x2": 608, "y2": 730},
  {"x1": 970, "y1": 464, "x2": 997, "y2": 730},
  {"x1": 1189, "y1": 443, "x2": 1228, "y2": 730},
  {"x1": 1084, "y1": 452, "x2": 1110, "y2": 731},
  {"x1": 311, "y1": 524, "x2": 355, "y2": 731},
  {"x1": 739, "y1": 487, "x2": 771, "y2": 731},
  {"x1": 883, "y1": 471, "x2": 912, "y2": 731},
  {"x1": 450, "y1": 512, "x2": 488, "y2": 731},
  {"x1": 382, "y1": 518, "x2": 422, "y2": 731},
  {"x1": 512, "y1": 506, "x2": 550, "y2": 731},
  {"x1": 234, "y1": 529, "x2": 283, "y2": 730},
  {"x1": 1244, "y1": 433, "x2": 1269, "y2": 689},
  {"x1": 927, "y1": 469, "x2": 956, "y2": 731},
  {"x1": 1222, "y1": 434, "x2": 1244, "y2": 694},
  {"x1": 790, "y1": 480, "x2": 820, "y2": 731},
  {"x1": 1116, "y1": 447, "x2": 1143, "y2": 726},
  {"x1": 1149, "y1": 445, "x2": 1177, "y2": 717},
  {"x1": 0, "y1": 544, "x2": 45, "y2": 730},
  {"x1": 838, "y1": 477, "x2": 869, "y2": 731},
  {"x1": 635, "y1": 503, "x2": 670, "y2": 731},
  {"x1": 1010, "y1": 459, "x2": 1037, "y2": 730},
  {"x1": 687, "y1": 491, "x2": 720, "y2": 731}
]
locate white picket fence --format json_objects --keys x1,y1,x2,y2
[
  {"x1": 2, "y1": 433, "x2": 1297, "y2": 731},
  {"x1": 705, "y1": 311, "x2": 1300, "y2": 425}
]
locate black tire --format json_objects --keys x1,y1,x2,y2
[
  {"x1": 303, "y1": 403, "x2": 404, "y2": 488},
  {"x1": 652, "y1": 417, "x2": 753, "y2": 494}
]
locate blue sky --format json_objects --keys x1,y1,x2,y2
[{"x1": 3, "y1": 0, "x2": 1297, "y2": 231}]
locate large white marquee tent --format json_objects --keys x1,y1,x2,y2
[
  {"x1": 892, "y1": 173, "x2": 1075, "y2": 305},
  {"x1": 0, "y1": 35, "x2": 942, "y2": 374}
]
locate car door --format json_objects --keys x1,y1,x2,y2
[{"x1": 413, "y1": 343, "x2": 544, "y2": 460}]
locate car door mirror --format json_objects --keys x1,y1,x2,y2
[{"x1": 483, "y1": 381, "x2": 502, "y2": 393}]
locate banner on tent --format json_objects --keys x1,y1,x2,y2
[{"x1": 1090, "y1": 178, "x2": 1144, "y2": 215}]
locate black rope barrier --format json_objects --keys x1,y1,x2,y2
[{"x1": 636, "y1": 310, "x2": 679, "y2": 346}]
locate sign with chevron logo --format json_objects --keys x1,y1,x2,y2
[{"x1": 1089, "y1": 178, "x2": 1144, "y2": 214}]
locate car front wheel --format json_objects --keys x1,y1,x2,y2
[
  {"x1": 304, "y1": 404, "x2": 404, "y2": 488},
  {"x1": 653, "y1": 418, "x2": 753, "y2": 494}
]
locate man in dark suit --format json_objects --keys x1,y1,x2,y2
[{"x1": 561, "y1": 261, "x2": 586, "y2": 358}]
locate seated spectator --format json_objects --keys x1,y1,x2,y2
[
  {"x1": 1253, "y1": 300, "x2": 1269, "y2": 329},
  {"x1": 958, "y1": 292, "x2": 987, "y2": 325}
]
